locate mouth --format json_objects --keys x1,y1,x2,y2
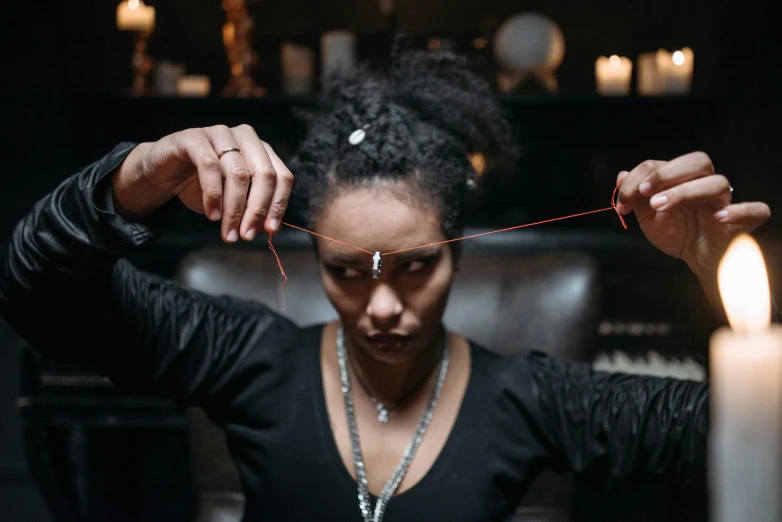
[{"x1": 366, "y1": 333, "x2": 410, "y2": 352}]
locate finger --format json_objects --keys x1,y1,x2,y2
[
  {"x1": 232, "y1": 125, "x2": 277, "y2": 240},
  {"x1": 637, "y1": 151, "x2": 715, "y2": 198},
  {"x1": 714, "y1": 202, "x2": 771, "y2": 231},
  {"x1": 206, "y1": 125, "x2": 252, "y2": 243},
  {"x1": 616, "y1": 159, "x2": 667, "y2": 214},
  {"x1": 260, "y1": 142, "x2": 294, "y2": 234},
  {"x1": 647, "y1": 174, "x2": 731, "y2": 212},
  {"x1": 614, "y1": 171, "x2": 632, "y2": 215},
  {"x1": 171, "y1": 129, "x2": 223, "y2": 220}
]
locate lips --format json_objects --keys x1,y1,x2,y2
[{"x1": 367, "y1": 333, "x2": 410, "y2": 352}]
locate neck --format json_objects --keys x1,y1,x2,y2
[{"x1": 348, "y1": 328, "x2": 443, "y2": 406}]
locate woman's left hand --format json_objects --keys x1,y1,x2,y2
[{"x1": 616, "y1": 152, "x2": 771, "y2": 280}]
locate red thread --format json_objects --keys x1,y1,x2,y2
[
  {"x1": 383, "y1": 206, "x2": 618, "y2": 256},
  {"x1": 266, "y1": 187, "x2": 629, "y2": 309},
  {"x1": 267, "y1": 231, "x2": 288, "y2": 310},
  {"x1": 611, "y1": 185, "x2": 629, "y2": 230},
  {"x1": 282, "y1": 222, "x2": 375, "y2": 255}
]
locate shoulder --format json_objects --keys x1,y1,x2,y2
[
  {"x1": 465, "y1": 341, "x2": 539, "y2": 402},
  {"x1": 461, "y1": 341, "x2": 558, "y2": 456}
]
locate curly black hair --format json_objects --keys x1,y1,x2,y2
[{"x1": 289, "y1": 38, "x2": 515, "y2": 243}]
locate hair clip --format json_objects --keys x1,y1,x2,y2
[
  {"x1": 349, "y1": 124, "x2": 370, "y2": 146},
  {"x1": 371, "y1": 252, "x2": 382, "y2": 278}
]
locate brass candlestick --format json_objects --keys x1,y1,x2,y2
[{"x1": 222, "y1": 0, "x2": 265, "y2": 97}]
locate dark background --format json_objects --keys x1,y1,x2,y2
[{"x1": 1, "y1": 0, "x2": 780, "y2": 520}]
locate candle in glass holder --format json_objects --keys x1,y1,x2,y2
[
  {"x1": 710, "y1": 234, "x2": 782, "y2": 522},
  {"x1": 595, "y1": 55, "x2": 632, "y2": 95},
  {"x1": 116, "y1": 0, "x2": 155, "y2": 32}
]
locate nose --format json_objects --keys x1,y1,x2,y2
[{"x1": 366, "y1": 283, "x2": 404, "y2": 328}]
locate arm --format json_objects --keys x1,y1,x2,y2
[
  {"x1": 526, "y1": 352, "x2": 709, "y2": 487},
  {"x1": 0, "y1": 144, "x2": 293, "y2": 405},
  {"x1": 1, "y1": 126, "x2": 296, "y2": 407}
]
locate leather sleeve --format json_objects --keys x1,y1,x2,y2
[
  {"x1": 0, "y1": 143, "x2": 298, "y2": 407},
  {"x1": 526, "y1": 352, "x2": 709, "y2": 488}
]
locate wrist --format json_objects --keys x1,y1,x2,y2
[
  {"x1": 690, "y1": 261, "x2": 728, "y2": 321},
  {"x1": 112, "y1": 142, "x2": 170, "y2": 221}
]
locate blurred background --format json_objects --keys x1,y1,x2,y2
[{"x1": 1, "y1": 0, "x2": 780, "y2": 520}]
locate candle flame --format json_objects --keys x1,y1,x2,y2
[
  {"x1": 718, "y1": 234, "x2": 771, "y2": 333},
  {"x1": 609, "y1": 55, "x2": 621, "y2": 67},
  {"x1": 672, "y1": 50, "x2": 685, "y2": 66}
]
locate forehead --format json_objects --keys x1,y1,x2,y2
[{"x1": 315, "y1": 184, "x2": 444, "y2": 255}]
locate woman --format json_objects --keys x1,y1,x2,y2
[{"x1": 0, "y1": 46, "x2": 773, "y2": 521}]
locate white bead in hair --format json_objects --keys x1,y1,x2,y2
[{"x1": 349, "y1": 128, "x2": 367, "y2": 145}]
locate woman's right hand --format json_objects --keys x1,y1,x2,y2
[{"x1": 112, "y1": 124, "x2": 294, "y2": 242}]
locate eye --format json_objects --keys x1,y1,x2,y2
[
  {"x1": 399, "y1": 254, "x2": 438, "y2": 274},
  {"x1": 401, "y1": 260, "x2": 428, "y2": 272},
  {"x1": 325, "y1": 264, "x2": 363, "y2": 280}
]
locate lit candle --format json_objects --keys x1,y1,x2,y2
[
  {"x1": 177, "y1": 75, "x2": 211, "y2": 97},
  {"x1": 665, "y1": 47, "x2": 694, "y2": 94},
  {"x1": 637, "y1": 49, "x2": 668, "y2": 96},
  {"x1": 595, "y1": 55, "x2": 632, "y2": 96},
  {"x1": 710, "y1": 234, "x2": 782, "y2": 522},
  {"x1": 116, "y1": 0, "x2": 156, "y2": 32}
]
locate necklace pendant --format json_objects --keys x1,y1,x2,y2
[{"x1": 371, "y1": 398, "x2": 391, "y2": 423}]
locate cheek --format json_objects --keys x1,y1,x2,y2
[
  {"x1": 320, "y1": 270, "x2": 367, "y2": 318},
  {"x1": 405, "y1": 262, "x2": 453, "y2": 319}
]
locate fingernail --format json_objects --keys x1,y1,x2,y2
[
  {"x1": 227, "y1": 229, "x2": 238, "y2": 242},
  {"x1": 639, "y1": 181, "x2": 652, "y2": 196},
  {"x1": 650, "y1": 194, "x2": 669, "y2": 210},
  {"x1": 714, "y1": 209, "x2": 729, "y2": 222},
  {"x1": 210, "y1": 208, "x2": 221, "y2": 221},
  {"x1": 246, "y1": 227, "x2": 256, "y2": 240},
  {"x1": 268, "y1": 219, "x2": 279, "y2": 232},
  {"x1": 617, "y1": 171, "x2": 629, "y2": 184}
]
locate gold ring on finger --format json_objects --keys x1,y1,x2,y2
[{"x1": 218, "y1": 147, "x2": 242, "y2": 159}]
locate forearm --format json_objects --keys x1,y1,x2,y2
[
  {"x1": 529, "y1": 352, "x2": 709, "y2": 486},
  {"x1": 0, "y1": 143, "x2": 176, "y2": 319}
]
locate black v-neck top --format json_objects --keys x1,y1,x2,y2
[{"x1": 0, "y1": 143, "x2": 733, "y2": 522}]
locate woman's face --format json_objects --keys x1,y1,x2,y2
[{"x1": 315, "y1": 183, "x2": 455, "y2": 365}]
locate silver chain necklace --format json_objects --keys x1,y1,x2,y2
[{"x1": 336, "y1": 326, "x2": 451, "y2": 522}]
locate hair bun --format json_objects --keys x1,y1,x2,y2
[{"x1": 391, "y1": 35, "x2": 514, "y2": 156}]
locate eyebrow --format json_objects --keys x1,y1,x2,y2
[
  {"x1": 390, "y1": 247, "x2": 441, "y2": 264},
  {"x1": 321, "y1": 253, "x2": 366, "y2": 267}
]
